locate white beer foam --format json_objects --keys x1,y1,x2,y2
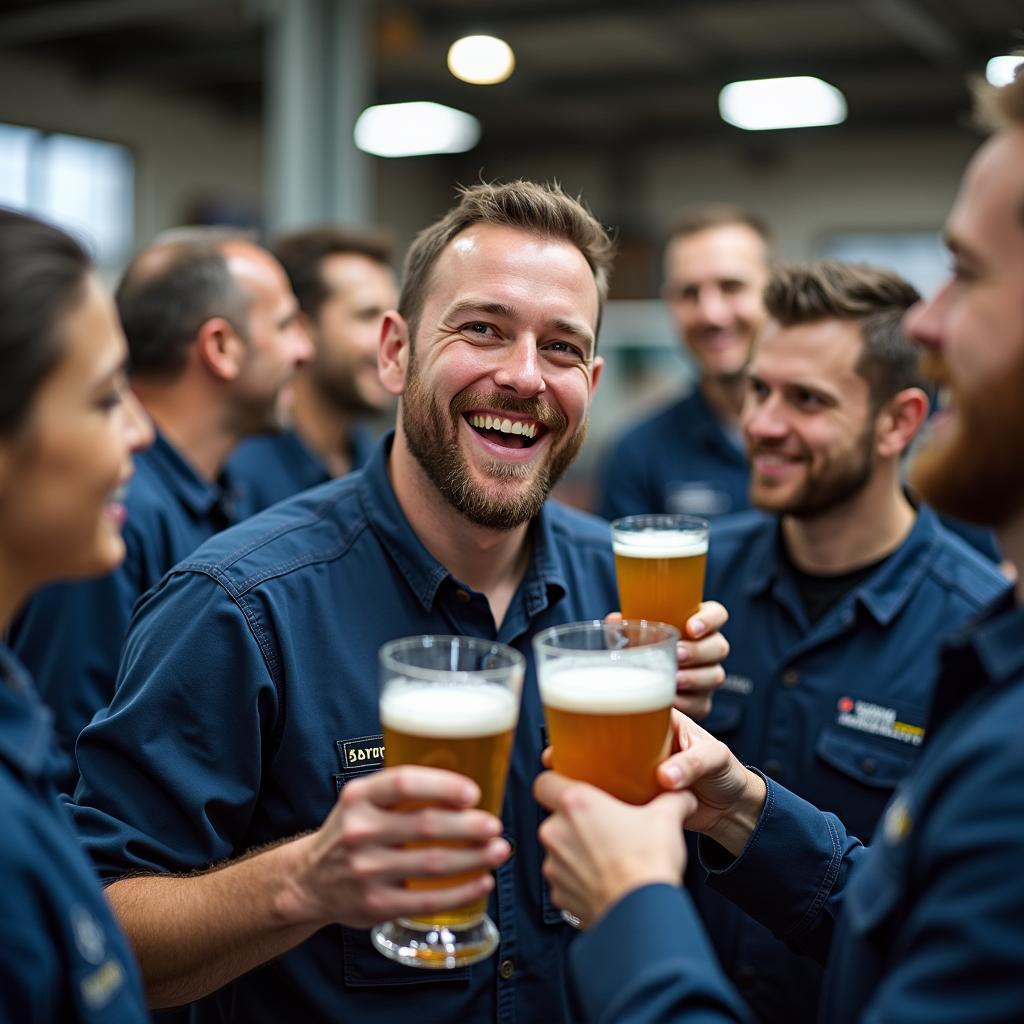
[
  {"x1": 540, "y1": 664, "x2": 674, "y2": 714},
  {"x1": 381, "y1": 681, "x2": 519, "y2": 738},
  {"x1": 612, "y1": 530, "x2": 708, "y2": 558}
]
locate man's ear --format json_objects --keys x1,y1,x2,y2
[
  {"x1": 875, "y1": 386, "x2": 929, "y2": 459},
  {"x1": 589, "y1": 354, "x2": 604, "y2": 393},
  {"x1": 378, "y1": 311, "x2": 411, "y2": 396},
  {"x1": 196, "y1": 317, "x2": 246, "y2": 382}
]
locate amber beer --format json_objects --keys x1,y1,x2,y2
[
  {"x1": 381, "y1": 681, "x2": 518, "y2": 928},
  {"x1": 533, "y1": 620, "x2": 679, "y2": 808},
  {"x1": 541, "y1": 663, "x2": 675, "y2": 805},
  {"x1": 612, "y1": 515, "x2": 710, "y2": 634},
  {"x1": 372, "y1": 635, "x2": 524, "y2": 970}
]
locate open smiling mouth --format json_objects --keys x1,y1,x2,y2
[{"x1": 466, "y1": 413, "x2": 544, "y2": 450}]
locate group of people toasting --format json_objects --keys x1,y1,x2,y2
[{"x1": 2, "y1": 65, "x2": 1024, "y2": 1024}]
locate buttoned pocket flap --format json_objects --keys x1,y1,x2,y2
[
  {"x1": 340, "y1": 926, "x2": 471, "y2": 986},
  {"x1": 815, "y1": 729, "x2": 916, "y2": 789}
]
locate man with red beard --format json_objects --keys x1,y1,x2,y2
[
  {"x1": 533, "y1": 68, "x2": 1024, "y2": 1024},
  {"x1": 684, "y1": 260, "x2": 1009, "y2": 1023},
  {"x1": 68, "y1": 181, "x2": 729, "y2": 1024}
]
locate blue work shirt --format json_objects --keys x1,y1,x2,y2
[
  {"x1": 597, "y1": 390, "x2": 748, "y2": 521},
  {"x1": 72, "y1": 431, "x2": 620, "y2": 1024},
  {"x1": 692, "y1": 506, "x2": 1010, "y2": 1023},
  {"x1": 0, "y1": 645, "x2": 149, "y2": 1023},
  {"x1": 8, "y1": 430, "x2": 240, "y2": 793},
  {"x1": 227, "y1": 423, "x2": 376, "y2": 515},
  {"x1": 570, "y1": 593, "x2": 1024, "y2": 1023}
]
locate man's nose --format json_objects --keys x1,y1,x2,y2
[{"x1": 493, "y1": 336, "x2": 546, "y2": 397}]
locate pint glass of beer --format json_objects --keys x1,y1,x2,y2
[
  {"x1": 370, "y1": 635, "x2": 524, "y2": 970},
  {"x1": 611, "y1": 514, "x2": 710, "y2": 634},
  {"x1": 533, "y1": 620, "x2": 679, "y2": 806}
]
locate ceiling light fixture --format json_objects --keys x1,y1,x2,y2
[
  {"x1": 353, "y1": 102, "x2": 481, "y2": 158},
  {"x1": 447, "y1": 34, "x2": 515, "y2": 85},
  {"x1": 719, "y1": 76, "x2": 847, "y2": 131},
  {"x1": 986, "y1": 55, "x2": 1024, "y2": 87}
]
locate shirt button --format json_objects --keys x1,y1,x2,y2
[
  {"x1": 499, "y1": 959, "x2": 515, "y2": 980},
  {"x1": 861, "y1": 757, "x2": 878, "y2": 776},
  {"x1": 736, "y1": 966, "x2": 757, "y2": 988},
  {"x1": 763, "y1": 760, "x2": 784, "y2": 779},
  {"x1": 454, "y1": 588, "x2": 471, "y2": 602},
  {"x1": 781, "y1": 669, "x2": 800, "y2": 688}
]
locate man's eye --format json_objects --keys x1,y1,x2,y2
[
  {"x1": 463, "y1": 322, "x2": 495, "y2": 336},
  {"x1": 796, "y1": 391, "x2": 824, "y2": 409},
  {"x1": 546, "y1": 340, "x2": 585, "y2": 359}
]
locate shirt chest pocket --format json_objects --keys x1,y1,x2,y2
[
  {"x1": 339, "y1": 927, "x2": 472, "y2": 987},
  {"x1": 814, "y1": 729, "x2": 918, "y2": 789}
]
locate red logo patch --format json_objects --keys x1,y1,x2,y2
[{"x1": 838, "y1": 696, "x2": 854, "y2": 713}]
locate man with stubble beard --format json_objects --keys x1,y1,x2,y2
[
  {"x1": 683, "y1": 260, "x2": 1008, "y2": 1023},
  {"x1": 229, "y1": 226, "x2": 398, "y2": 512},
  {"x1": 69, "y1": 181, "x2": 730, "y2": 1024},
  {"x1": 534, "y1": 67, "x2": 1024, "y2": 1024}
]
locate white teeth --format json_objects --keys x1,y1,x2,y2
[{"x1": 468, "y1": 414, "x2": 539, "y2": 439}]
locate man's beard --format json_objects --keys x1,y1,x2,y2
[
  {"x1": 312, "y1": 354, "x2": 381, "y2": 417},
  {"x1": 401, "y1": 356, "x2": 587, "y2": 530},
  {"x1": 910, "y1": 346, "x2": 1024, "y2": 528},
  {"x1": 750, "y1": 422, "x2": 875, "y2": 520}
]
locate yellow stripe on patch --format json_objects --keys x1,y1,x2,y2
[{"x1": 894, "y1": 721, "x2": 925, "y2": 737}]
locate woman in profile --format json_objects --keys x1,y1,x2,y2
[{"x1": 0, "y1": 208, "x2": 153, "y2": 1021}]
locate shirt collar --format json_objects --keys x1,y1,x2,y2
[
  {"x1": 145, "y1": 429, "x2": 229, "y2": 519},
  {"x1": 739, "y1": 505, "x2": 945, "y2": 626},
  {"x1": 0, "y1": 646, "x2": 54, "y2": 780},
  {"x1": 356, "y1": 431, "x2": 568, "y2": 614},
  {"x1": 928, "y1": 590, "x2": 1022, "y2": 731}
]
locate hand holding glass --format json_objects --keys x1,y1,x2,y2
[{"x1": 371, "y1": 635, "x2": 524, "y2": 970}]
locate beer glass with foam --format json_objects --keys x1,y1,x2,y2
[
  {"x1": 533, "y1": 620, "x2": 679, "y2": 806},
  {"x1": 370, "y1": 635, "x2": 524, "y2": 970},
  {"x1": 611, "y1": 514, "x2": 710, "y2": 635}
]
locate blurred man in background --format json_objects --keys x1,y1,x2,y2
[
  {"x1": 229, "y1": 226, "x2": 398, "y2": 511},
  {"x1": 598, "y1": 205, "x2": 771, "y2": 521},
  {"x1": 10, "y1": 234, "x2": 311, "y2": 791}
]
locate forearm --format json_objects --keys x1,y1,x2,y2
[
  {"x1": 704, "y1": 768, "x2": 766, "y2": 858},
  {"x1": 107, "y1": 833, "x2": 323, "y2": 1008}
]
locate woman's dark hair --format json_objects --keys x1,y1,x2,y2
[{"x1": 0, "y1": 208, "x2": 92, "y2": 434}]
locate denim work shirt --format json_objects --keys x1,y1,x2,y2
[
  {"x1": 72, "y1": 432, "x2": 619, "y2": 1024},
  {"x1": 227, "y1": 423, "x2": 376, "y2": 515},
  {"x1": 9, "y1": 430, "x2": 241, "y2": 793},
  {"x1": 569, "y1": 595, "x2": 1024, "y2": 1024},
  {"x1": 692, "y1": 506, "x2": 1010, "y2": 1023},
  {"x1": 0, "y1": 645, "x2": 148, "y2": 1023},
  {"x1": 597, "y1": 390, "x2": 749, "y2": 521}
]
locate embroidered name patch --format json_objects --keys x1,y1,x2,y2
[
  {"x1": 721, "y1": 674, "x2": 754, "y2": 696},
  {"x1": 338, "y1": 734, "x2": 386, "y2": 770},
  {"x1": 836, "y1": 697, "x2": 924, "y2": 746}
]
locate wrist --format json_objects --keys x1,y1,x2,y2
[
  {"x1": 271, "y1": 833, "x2": 328, "y2": 929},
  {"x1": 707, "y1": 769, "x2": 767, "y2": 858}
]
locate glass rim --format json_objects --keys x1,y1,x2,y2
[
  {"x1": 379, "y1": 634, "x2": 525, "y2": 684},
  {"x1": 532, "y1": 618, "x2": 680, "y2": 656},
  {"x1": 610, "y1": 513, "x2": 710, "y2": 534}
]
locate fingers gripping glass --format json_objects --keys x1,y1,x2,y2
[{"x1": 371, "y1": 635, "x2": 524, "y2": 970}]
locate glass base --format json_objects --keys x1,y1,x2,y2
[{"x1": 371, "y1": 914, "x2": 499, "y2": 969}]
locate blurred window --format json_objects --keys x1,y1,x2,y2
[{"x1": 0, "y1": 122, "x2": 134, "y2": 268}]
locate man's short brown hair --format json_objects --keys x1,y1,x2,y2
[
  {"x1": 398, "y1": 180, "x2": 615, "y2": 339},
  {"x1": 665, "y1": 204, "x2": 773, "y2": 249},
  {"x1": 764, "y1": 260, "x2": 923, "y2": 409},
  {"x1": 272, "y1": 226, "x2": 394, "y2": 319}
]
